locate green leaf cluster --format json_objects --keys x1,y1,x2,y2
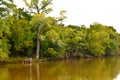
[{"x1": 0, "y1": 0, "x2": 120, "y2": 59}]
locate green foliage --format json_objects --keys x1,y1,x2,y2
[
  {"x1": 46, "y1": 48, "x2": 56, "y2": 57},
  {"x1": 23, "y1": 0, "x2": 52, "y2": 14},
  {"x1": 0, "y1": 0, "x2": 16, "y2": 18},
  {"x1": 87, "y1": 30, "x2": 106, "y2": 56},
  {"x1": 86, "y1": 23, "x2": 119, "y2": 57},
  {"x1": 62, "y1": 26, "x2": 88, "y2": 58},
  {"x1": 0, "y1": 19, "x2": 10, "y2": 58},
  {"x1": 7, "y1": 16, "x2": 34, "y2": 56},
  {"x1": 0, "y1": 0, "x2": 120, "y2": 59},
  {"x1": 41, "y1": 28, "x2": 65, "y2": 58},
  {"x1": 0, "y1": 39, "x2": 10, "y2": 58}
]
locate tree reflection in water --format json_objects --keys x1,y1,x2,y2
[
  {"x1": 36, "y1": 64, "x2": 40, "y2": 80},
  {"x1": 30, "y1": 64, "x2": 32, "y2": 80},
  {"x1": 1, "y1": 57, "x2": 120, "y2": 80},
  {"x1": 29, "y1": 63, "x2": 40, "y2": 80}
]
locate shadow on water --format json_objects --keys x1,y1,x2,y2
[{"x1": 1, "y1": 57, "x2": 120, "y2": 80}]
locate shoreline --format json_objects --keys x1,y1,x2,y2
[{"x1": 0, "y1": 55, "x2": 118, "y2": 64}]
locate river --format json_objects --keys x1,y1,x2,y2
[{"x1": 1, "y1": 56, "x2": 120, "y2": 80}]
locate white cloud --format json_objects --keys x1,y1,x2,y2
[
  {"x1": 14, "y1": 0, "x2": 25, "y2": 8},
  {"x1": 14, "y1": 0, "x2": 120, "y2": 33}
]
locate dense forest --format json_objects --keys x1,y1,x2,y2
[{"x1": 0, "y1": 0, "x2": 120, "y2": 59}]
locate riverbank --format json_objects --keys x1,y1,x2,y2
[
  {"x1": 0, "y1": 57, "x2": 38, "y2": 64},
  {"x1": 0, "y1": 55, "x2": 119, "y2": 64},
  {"x1": 0, "y1": 58, "x2": 25, "y2": 64},
  {"x1": 0, "y1": 57, "x2": 59, "y2": 64},
  {"x1": 0, "y1": 57, "x2": 54, "y2": 64}
]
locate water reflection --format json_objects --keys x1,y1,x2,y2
[
  {"x1": 36, "y1": 64, "x2": 40, "y2": 80},
  {"x1": 39, "y1": 57, "x2": 120, "y2": 80},
  {"x1": 1, "y1": 57, "x2": 120, "y2": 80},
  {"x1": 30, "y1": 64, "x2": 32, "y2": 80}
]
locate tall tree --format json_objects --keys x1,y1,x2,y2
[{"x1": 23, "y1": 0, "x2": 52, "y2": 59}]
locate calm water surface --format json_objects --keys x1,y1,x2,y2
[{"x1": 1, "y1": 57, "x2": 120, "y2": 80}]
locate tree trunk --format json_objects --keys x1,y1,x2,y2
[{"x1": 36, "y1": 26, "x2": 40, "y2": 59}]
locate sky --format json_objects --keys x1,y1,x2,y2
[{"x1": 14, "y1": 0, "x2": 120, "y2": 33}]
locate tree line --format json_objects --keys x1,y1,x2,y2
[{"x1": 0, "y1": 0, "x2": 120, "y2": 59}]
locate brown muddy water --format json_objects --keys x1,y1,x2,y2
[{"x1": 1, "y1": 57, "x2": 120, "y2": 80}]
